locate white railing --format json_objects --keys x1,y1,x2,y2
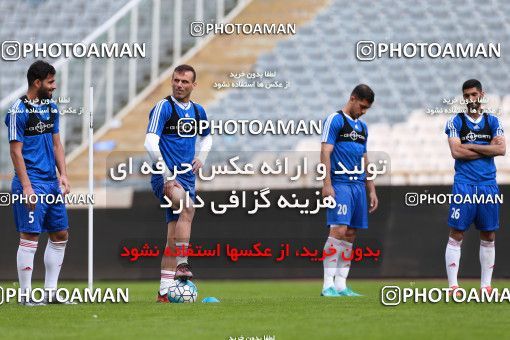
[{"x1": 0, "y1": 0, "x2": 250, "y2": 188}]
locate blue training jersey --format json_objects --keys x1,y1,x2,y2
[
  {"x1": 146, "y1": 96, "x2": 210, "y2": 187},
  {"x1": 445, "y1": 112, "x2": 504, "y2": 185},
  {"x1": 321, "y1": 111, "x2": 368, "y2": 184},
  {"x1": 5, "y1": 97, "x2": 60, "y2": 183}
]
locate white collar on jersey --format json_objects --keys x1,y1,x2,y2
[
  {"x1": 171, "y1": 96, "x2": 192, "y2": 110},
  {"x1": 463, "y1": 112, "x2": 483, "y2": 124},
  {"x1": 342, "y1": 111, "x2": 359, "y2": 123}
]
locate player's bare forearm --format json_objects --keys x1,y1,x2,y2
[
  {"x1": 366, "y1": 179, "x2": 378, "y2": 213},
  {"x1": 453, "y1": 147, "x2": 483, "y2": 160},
  {"x1": 53, "y1": 134, "x2": 70, "y2": 194},
  {"x1": 363, "y1": 153, "x2": 375, "y2": 193},
  {"x1": 320, "y1": 143, "x2": 334, "y2": 197},
  {"x1": 464, "y1": 137, "x2": 506, "y2": 157},
  {"x1": 364, "y1": 153, "x2": 378, "y2": 212},
  {"x1": 320, "y1": 145, "x2": 332, "y2": 184},
  {"x1": 364, "y1": 154, "x2": 375, "y2": 191},
  {"x1": 53, "y1": 135, "x2": 67, "y2": 177},
  {"x1": 448, "y1": 138, "x2": 482, "y2": 160},
  {"x1": 366, "y1": 179, "x2": 376, "y2": 195},
  {"x1": 9, "y1": 142, "x2": 31, "y2": 189},
  {"x1": 321, "y1": 157, "x2": 332, "y2": 187},
  {"x1": 466, "y1": 144, "x2": 505, "y2": 157},
  {"x1": 10, "y1": 142, "x2": 37, "y2": 210}
]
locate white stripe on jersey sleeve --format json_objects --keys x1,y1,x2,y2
[
  {"x1": 452, "y1": 118, "x2": 459, "y2": 138},
  {"x1": 448, "y1": 117, "x2": 458, "y2": 138},
  {"x1": 148, "y1": 100, "x2": 166, "y2": 133},
  {"x1": 496, "y1": 116, "x2": 504, "y2": 136},
  {"x1": 321, "y1": 112, "x2": 337, "y2": 143},
  {"x1": 9, "y1": 99, "x2": 21, "y2": 141},
  {"x1": 10, "y1": 109, "x2": 14, "y2": 140}
]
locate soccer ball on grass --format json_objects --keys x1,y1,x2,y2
[{"x1": 167, "y1": 280, "x2": 198, "y2": 303}]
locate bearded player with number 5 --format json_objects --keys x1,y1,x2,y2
[{"x1": 5, "y1": 61, "x2": 71, "y2": 306}]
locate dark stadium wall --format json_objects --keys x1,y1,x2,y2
[{"x1": 1, "y1": 186, "x2": 509, "y2": 280}]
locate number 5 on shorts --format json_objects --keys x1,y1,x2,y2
[{"x1": 28, "y1": 211, "x2": 34, "y2": 224}]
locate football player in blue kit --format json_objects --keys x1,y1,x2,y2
[
  {"x1": 444, "y1": 79, "x2": 505, "y2": 295},
  {"x1": 320, "y1": 84, "x2": 379, "y2": 297},
  {"x1": 144, "y1": 64, "x2": 212, "y2": 302},
  {"x1": 5, "y1": 60, "x2": 70, "y2": 306}
]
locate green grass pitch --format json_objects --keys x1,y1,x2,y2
[{"x1": 1, "y1": 279, "x2": 509, "y2": 339}]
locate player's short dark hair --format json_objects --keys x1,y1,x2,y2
[
  {"x1": 351, "y1": 84, "x2": 374, "y2": 104},
  {"x1": 27, "y1": 60, "x2": 56, "y2": 87},
  {"x1": 173, "y1": 64, "x2": 196, "y2": 82},
  {"x1": 462, "y1": 79, "x2": 482, "y2": 92}
]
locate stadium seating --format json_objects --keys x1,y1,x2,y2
[
  {"x1": 204, "y1": 0, "x2": 510, "y2": 184},
  {"x1": 0, "y1": 0, "x2": 240, "y2": 186}
]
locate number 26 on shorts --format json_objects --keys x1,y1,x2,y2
[{"x1": 450, "y1": 208, "x2": 460, "y2": 220}]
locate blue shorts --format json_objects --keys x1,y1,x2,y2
[
  {"x1": 448, "y1": 183, "x2": 500, "y2": 231},
  {"x1": 326, "y1": 182, "x2": 368, "y2": 229},
  {"x1": 151, "y1": 174, "x2": 196, "y2": 223},
  {"x1": 12, "y1": 180, "x2": 69, "y2": 234}
]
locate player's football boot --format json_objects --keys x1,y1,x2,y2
[
  {"x1": 46, "y1": 300, "x2": 77, "y2": 305},
  {"x1": 19, "y1": 297, "x2": 46, "y2": 306},
  {"x1": 175, "y1": 263, "x2": 193, "y2": 280},
  {"x1": 480, "y1": 286, "x2": 493, "y2": 296},
  {"x1": 156, "y1": 291, "x2": 170, "y2": 303},
  {"x1": 40, "y1": 291, "x2": 78, "y2": 305},
  {"x1": 337, "y1": 287, "x2": 362, "y2": 296},
  {"x1": 448, "y1": 285, "x2": 462, "y2": 298},
  {"x1": 321, "y1": 287, "x2": 341, "y2": 297}
]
